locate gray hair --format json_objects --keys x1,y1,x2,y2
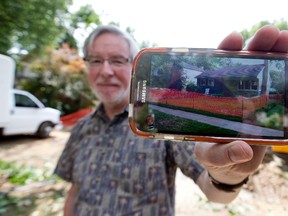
[{"x1": 83, "y1": 25, "x2": 140, "y2": 60}]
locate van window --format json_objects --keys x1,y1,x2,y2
[{"x1": 15, "y1": 94, "x2": 39, "y2": 108}]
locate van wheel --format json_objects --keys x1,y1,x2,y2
[{"x1": 37, "y1": 122, "x2": 53, "y2": 138}]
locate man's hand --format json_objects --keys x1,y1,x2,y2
[
  {"x1": 195, "y1": 25, "x2": 288, "y2": 203},
  {"x1": 218, "y1": 24, "x2": 288, "y2": 52}
]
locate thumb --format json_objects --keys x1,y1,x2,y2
[{"x1": 195, "y1": 141, "x2": 254, "y2": 167}]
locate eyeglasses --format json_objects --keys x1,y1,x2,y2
[{"x1": 83, "y1": 56, "x2": 132, "y2": 68}]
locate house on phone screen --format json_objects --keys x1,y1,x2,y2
[
  {"x1": 195, "y1": 62, "x2": 271, "y2": 97},
  {"x1": 182, "y1": 62, "x2": 205, "y2": 83},
  {"x1": 153, "y1": 61, "x2": 204, "y2": 90},
  {"x1": 177, "y1": 62, "x2": 204, "y2": 91}
]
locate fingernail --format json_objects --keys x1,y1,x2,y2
[{"x1": 228, "y1": 145, "x2": 249, "y2": 163}]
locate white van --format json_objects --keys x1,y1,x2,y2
[{"x1": 0, "y1": 54, "x2": 62, "y2": 138}]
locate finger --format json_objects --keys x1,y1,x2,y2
[
  {"x1": 217, "y1": 32, "x2": 243, "y2": 51},
  {"x1": 243, "y1": 36, "x2": 254, "y2": 50},
  {"x1": 270, "y1": 30, "x2": 288, "y2": 52},
  {"x1": 246, "y1": 25, "x2": 280, "y2": 51},
  {"x1": 249, "y1": 145, "x2": 268, "y2": 167},
  {"x1": 195, "y1": 141, "x2": 254, "y2": 167}
]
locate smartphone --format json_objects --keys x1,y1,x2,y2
[{"x1": 129, "y1": 48, "x2": 288, "y2": 145}]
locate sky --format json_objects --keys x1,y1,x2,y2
[{"x1": 70, "y1": 0, "x2": 288, "y2": 48}]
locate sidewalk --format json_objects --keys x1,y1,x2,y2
[{"x1": 150, "y1": 104, "x2": 283, "y2": 137}]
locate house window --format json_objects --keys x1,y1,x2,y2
[
  {"x1": 199, "y1": 79, "x2": 207, "y2": 86},
  {"x1": 251, "y1": 81, "x2": 258, "y2": 90},
  {"x1": 244, "y1": 81, "x2": 250, "y2": 89},
  {"x1": 238, "y1": 80, "x2": 258, "y2": 90},
  {"x1": 208, "y1": 79, "x2": 214, "y2": 87}
]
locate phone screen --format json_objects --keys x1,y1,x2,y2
[{"x1": 130, "y1": 49, "x2": 288, "y2": 141}]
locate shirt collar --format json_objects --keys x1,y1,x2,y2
[{"x1": 91, "y1": 103, "x2": 129, "y2": 122}]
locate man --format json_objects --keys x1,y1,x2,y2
[{"x1": 55, "y1": 25, "x2": 288, "y2": 215}]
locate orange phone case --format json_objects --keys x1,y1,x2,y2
[{"x1": 129, "y1": 48, "x2": 288, "y2": 146}]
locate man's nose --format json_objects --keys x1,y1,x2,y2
[{"x1": 99, "y1": 60, "x2": 114, "y2": 76}]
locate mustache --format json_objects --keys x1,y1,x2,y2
[{"x1": 94, "y1": 80, "x2": 120, "y2": 85}]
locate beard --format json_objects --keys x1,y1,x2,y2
[{"x1": 91, "y1": 83, "x2": 130, "y2": 106}]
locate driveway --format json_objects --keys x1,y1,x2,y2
[{"x1": 0, "y1": 130, "x2": 288, "y2": 215}]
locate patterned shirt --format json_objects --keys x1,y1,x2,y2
[{"x1": 55, "y1": 104, "x2": 204, "y2": 216}]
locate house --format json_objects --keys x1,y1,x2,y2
[
  {"x1": 152, "y1": 61, "x2": 204, "y2": 90},
  {"x1": 168, "y1": 61, "x2": 205, "y2": 90},
  {"x1": 195, "y1": 63, "x2": 271, "y2": 97},
  {"x1": 182, "y1": 62, "x2": 205, "y2": 83}
]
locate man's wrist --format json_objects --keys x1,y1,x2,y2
[{"x1": 208, "y1": 172, "x2": 249, "y2": 192}]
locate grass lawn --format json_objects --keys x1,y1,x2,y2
[{"x1": 152, "y1": 110, "x2": 239, "y2": 137}]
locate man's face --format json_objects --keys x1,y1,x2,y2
[{"x1": 87, "y1": 33, "x2": 132, "y2": 106}]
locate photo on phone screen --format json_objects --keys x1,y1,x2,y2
[{"x1": 130, "y1": 49, "x2": 288, "y2": 141}]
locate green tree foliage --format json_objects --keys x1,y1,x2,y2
[
  {"x1": 2, "y1": 3, "x2": 101, "y2": 115},
  {"x1": 70, "y1": 4, "x2": 101, "y2": 30},
  {"x1": 20, "y1": 72, "x2": 95, "y2": 115},
  {"x1": 1, "y1": 1, "x2": 152, "y2": 115},
  {"x1": 186, "y1": 82, "x2": 202, "y2": 92},
  {"x1": 0, "y1": 0, "x2": 72, "y2": 57},
  {"x1": 241, "y1": 19, "x2": 288, "y2": 42},
  {"x1": 59, "y1": 32, "x2": 78, "y2": 50},
  {"x1": 184, "y1": 55, "x2": 219, "y2": 71},
  {"x1": 139, "y1": 41, "x2": 158, "y2": 49},
  {"x1": 150, "y1": 55, "x2": 175, "y2": 88},
  {"x1": 19, "y1": 44, "x2": 96, "y2": 115}
]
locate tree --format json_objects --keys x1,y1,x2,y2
[
  {"x1": 241, "y1": 19, "x2": 288, "y2": 42},
  {"x1": 2, "y1": 1, "x2": 152, "y2": 115},
  {"x1": 0, "y1": 0, "x2": 72, "y2": 57},
  {"x1": 12, "y1": 4, "x2": 101, "y2": 115},
  {"x1": 70, "y1": 5, "x2": 101, "y2": 30},
  {"x1": 19, "y1": 42, "x2": 96, "y2": 115}
]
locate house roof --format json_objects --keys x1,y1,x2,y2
[
  {"x1": 195, "y1": 64, "x2": 265, "y2": 79},
  {"x1": 182, "y1": 62, "x2": 205, "y2": 72}
]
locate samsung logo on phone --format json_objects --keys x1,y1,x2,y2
[{"x1": 141, "y1": 80, "x2": 147, "y2": 103}]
